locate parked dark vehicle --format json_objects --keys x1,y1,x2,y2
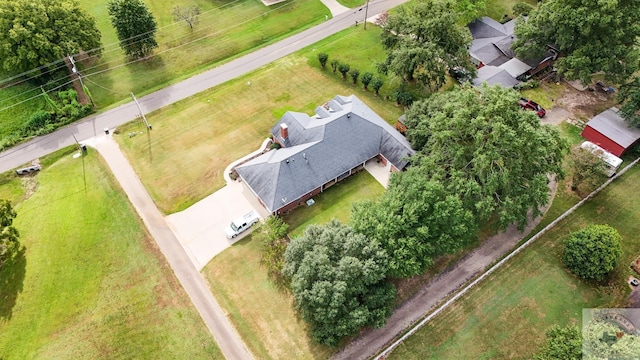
[{"x1": 518, "y1": 98, "x2": 546, "y2": 117}]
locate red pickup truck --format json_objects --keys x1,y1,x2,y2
[{"x1": 518, "y1": 98, "x2": 546, "y2": 117}]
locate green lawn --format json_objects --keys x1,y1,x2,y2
[
  {"x1": 0, "y1": 147, "x2": 222, "y2": 359},
  {"x1": 486, "y1": 0, "x2": 538, "y2": 20},
  {"x1": 0, "y1": 0, "x2": 328, "y2": 142},
  {"x1": 387, "y1": 165, "x2": 640, "y2": 360},
  {"x1": 115, "y1": 25, "x2": 402, "y2": 214},
  {"x1": 204, "y1": 170, "x2": 383, "y2": 359},
  {"x1": 283, "y1": 170, "x2": 385, "y2": 237},
  {"x1": 520, "y1": 82, "x2": 566, "y2": 110}
]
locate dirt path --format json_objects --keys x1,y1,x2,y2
[{"x1": 332, "y1": 178, "x2": 558, "y2": 360}]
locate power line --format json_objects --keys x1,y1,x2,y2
[
  {"x1": 0, "y1": 0, "x2": 246, "y2": 86},
  {"x1": 0, "y1": 0, "x2": 308, "y2": 114}
]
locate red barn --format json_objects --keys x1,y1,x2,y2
[{"x1": 581, "y1": 107, "x2": 640, "y2": 157}]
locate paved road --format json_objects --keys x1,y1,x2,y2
[
  {"x1": 0, "y1": 0, "x2": 408, "y2": 174},
  {"x1": 88, "y1": 135, "x2": 252, "y2": 360}
]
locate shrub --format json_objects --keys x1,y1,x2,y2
[
  {"x1": 330, "y1": 59, "x2": 339, "y2": 73},
  {"x1": 371, "y1": 77, "x2": 384, "y2": 95},
  {"x1": 361, "y1": 72, "x2": 373, "y2": 90},
  {"x1": 338, "y1": 63, "x2": 350, "y2": 79},
  {"x1": 513, "y1": 2, "x2": 533, "y2": 16},
  {"x1": 349, "y1": 68, "x2": 360, "y2": 85},
  {"x1": 563, "y1": 224, "x2": 622, "y2": 281},
  {"x1": 317, "y1": 52, "x2": 329, "y2": 69}
]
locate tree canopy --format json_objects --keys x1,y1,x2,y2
[
  {"x1": 282, "y1": 220, "x2": 395, "y2": 346},
  {"x1": 0, "y1": 0, "x2": 102, "y2": 77},
  {"x1": 563, "y1": 224, "x2": 622, "y2": 281},
  {"x1": 0, "y1": 199, "x2": 20, "y2": 270},
  {"x1": 534, "y1": 325, "x2": 582, "y2": 360},
  {"x1": 351, "y1": 168, "x2": 476, "y2": 278},
  {"x1": 405, "y1": 84, "x2": 567, "y2": 230},
  {"x1": 512, "y1": 0, "x2": 640, "y2": 84},
  {"x1": 618, "y1": 76, "x2": 640, "y2": 127},
  {"x1": 107, "y1": 0, "x2": 158, "y2": 59},
  {"x1": 569, "y1": 145, "x2": 608, "y2": 195},
  {"x1": 379, "y1": 0, "x2": 475, "y2": 92}
]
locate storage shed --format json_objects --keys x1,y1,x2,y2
[{"x1": 581, "y1": 107, "x2": 640, "y2": 156}]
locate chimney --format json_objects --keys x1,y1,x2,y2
[{"x1": 280, "y1": 123, "x2": 289, "y2": 140}]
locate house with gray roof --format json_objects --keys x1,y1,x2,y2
[
  {"x1": 581, "y1": 107, "x2": 640, "y2": 156},
  {"x1": 468, "y1": 17, "x2": 558, "y2": 87},
  {"x1": 235, "y1": 95, "x2": 414, "y2": 214}
]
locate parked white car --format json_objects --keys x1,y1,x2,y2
[{"x1": 225, "y1": 211, "x2": 260, "y2": 239}]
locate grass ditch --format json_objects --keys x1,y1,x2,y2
[{"x1": 0, "y1": 148, "x2": 223, "y2": 359}]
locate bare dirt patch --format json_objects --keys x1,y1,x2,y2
[{"x1": 556, "y1": 85, "x2": 617, "y2": 121}]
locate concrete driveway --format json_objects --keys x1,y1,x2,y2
[{"x1": 166, "y1": 181, "x2": 265, "y2": 270}]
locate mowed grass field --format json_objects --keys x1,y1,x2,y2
[
  {"x1": 204, "y1": 171, "x2": 384, "y2": 359},
  {"x1": 0, "y1": 0, "x2": 328, "y2": 139},
  {"x1": 387, "y1": 165, "x2": 640, "y2": 360},
  {"x1": 0, "y1": 148, "x2": 222, "y2": 359},
  {"x1": 116, "y1": 26, "x2": 401, "y2": 214}
]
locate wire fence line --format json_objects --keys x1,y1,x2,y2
[{"x1": 375, "y1": 157, "x2": 640, "y2": 359}]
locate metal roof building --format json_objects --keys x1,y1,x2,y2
[{"x1": 581, "y1": 107, "x2": 640, "y2": 156}]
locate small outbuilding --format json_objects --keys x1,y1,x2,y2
[{"x1": 581, "y1": 107, "x2": 640, "y2": 157}]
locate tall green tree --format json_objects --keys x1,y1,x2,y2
[
  {"x1": 618, "y1": 76, "x2": 640, "y2": 127},
  {"x1": 0, "y1": 200, "x2": 20, "y2": 270},
  {"x1": 534, "y1": 325, "x2": 582, "y2": 360},
  {"x1": 512, "y1": 0, "x2": 640, "y2": 84},
  {"x1": 405, "y1": 84, "x2": 567, "y2": 230},
  {"x1": 352, "y1": 169, "x2": 476, "y2": 278},
  {"x1": 379, "y1": 0, "x2": 474, "y2": 92},
  {"x1": 563, "y1": 224, "x2": 622, "y2": 281},
  {"x1": 282, "y1": 220, "x2": 395, "y2": 346},
  {"x1": 0, "y1": 0, "x2": 102, "y2": 77},
  {"x1": 569, "y1": 145, "x2": 608, "y2": 195},
  {"x1": 107, "y1": 0, "x2": 158, "y2": 59},
  {"x1": 455, "y1": 0, "x2": 486, "y2": 24}
]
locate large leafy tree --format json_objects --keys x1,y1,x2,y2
[
  {"x1": 569, "y1": 145, "x2": 607, "y2": 195},
  {"x1": 534, "y1": 325, "x2": 582, "y2": 360},
  {"x1": 282, "y1": 220, "x2": 395, "y2": 346},
  {"x1": 0, "y1": 200, "x2": 20, "y2": 270},
  {"x1": 352, "y1": 168, "x2": 476, "y2": 278},
  {"x1": 618, "y1": 76, "x2": 640, "y2": 127},
  {"x1": 405, "y1": 84, "x2": 567, "y2": 230},
  {"x1": 563, "y1": 224, "x2": 622, "y2": 281},
  {"x1": 107, "y1": 0, "x2": 158, "y2": 59},
  {"x1": 512, "y1": 0, "x2": 640, "y2": 84},
  {"x1": 0, "y1": 0, "x2": 102, "y2": 77},
  {"x1": 379, "y1": 0, "x2": 475, "y2": 92}
]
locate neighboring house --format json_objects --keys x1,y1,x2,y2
[
  {"x1": 235, "y1": 95, "x2": 415, "y2": 215},
  {"x1": 468, "y1": 16, "x2": 558, "y2": 87},
  {"x1": 581, "y1": 107, "x2": 640, "y2": 157}
]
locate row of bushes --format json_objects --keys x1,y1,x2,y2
[
  {"x1": 0, "y1": 89, "x2": 93, "y2": 151},
  {"x1": 317, "y1": 53, "x2": 385, "y2": 95}
]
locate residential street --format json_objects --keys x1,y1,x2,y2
[{"x1": 0, "y1": 0, "x2": 409, "y2": 174}]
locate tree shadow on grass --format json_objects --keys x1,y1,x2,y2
[{"x1": 0, "y1": 246, "x2": 26, "y2": 320}]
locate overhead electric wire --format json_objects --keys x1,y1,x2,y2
[{"x1": 0, "y1": 0, "x2": 305, "y2": 114}]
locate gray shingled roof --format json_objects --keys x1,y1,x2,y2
[
  {"x1": 468, "y1": 17, "x2": 515, "y2": 67},
  {"x1": 236, "y1": 95, "x2": 414, "y2": 213},
  {"x1": 472, "y1": 66, "x2": 520, "y2": 87},
  {"x1": 587, "y1": 107, "x2": 640, "y2": 148}
]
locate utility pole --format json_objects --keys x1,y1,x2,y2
[
  {"x1": 72, "y1": 134, "x2": 87, "y2": 193},
  {"x1": 68, "y1": 55, "x2": 89, "y2": 103},
  {"x1": 131, "y1": 92, "x2": 153, "y2": 162},
  {"x1": 363, "y1": 0, "x2": 370, "y2": 30}
]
